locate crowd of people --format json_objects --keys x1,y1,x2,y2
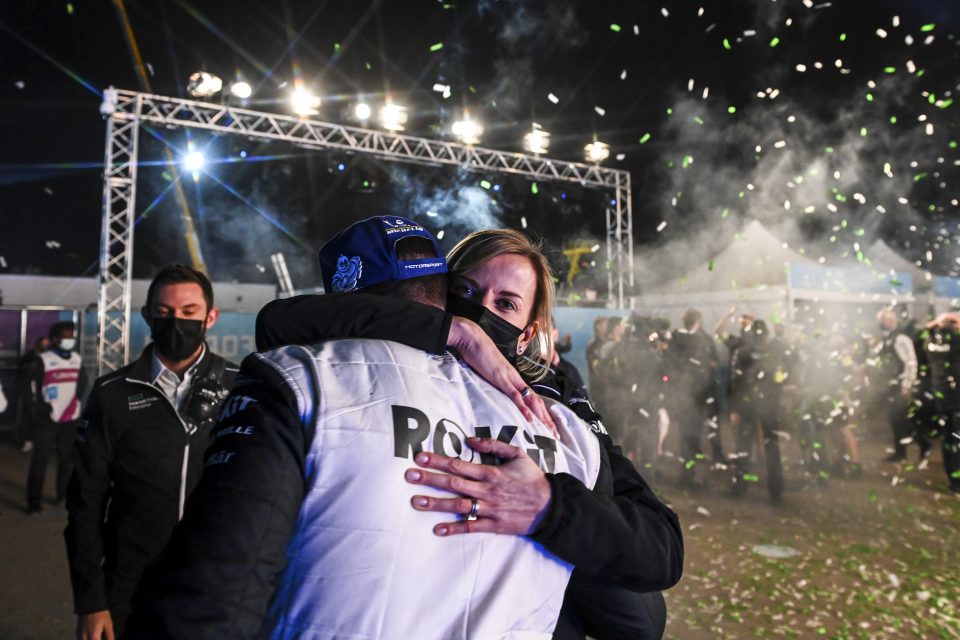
[{"x1": 582, "y1": 303, "x2": 960, "y2": 504}]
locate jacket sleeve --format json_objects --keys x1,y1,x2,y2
[
  {"x1": 24, "y1": 355, "x2": 50, "y2": 422},
  {"x1": 125, "y1": 355, "x2": 310, "y2": 640},
  {"x1": 255, "y1": 292, "x2": 452, "y2": 354},
  {"x1": 64, "y1": 381, "x2": 114, "y2": 613},
  {"x1": 530, "y1": 429, "x2": 684, "y2": 592}
]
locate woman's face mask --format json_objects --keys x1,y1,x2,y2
[{"x1": 446, "y1": 294, "x2": 523, "y2": 364}]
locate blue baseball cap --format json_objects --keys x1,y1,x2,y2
[{"x1": 319, "y1": 216, "x2": 448, "y2": 293}]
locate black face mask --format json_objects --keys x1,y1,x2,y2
[
  {"x1": 446, "y1": 294, "x2": 523, "y2": 364},
  {"x1": 150, "y1": 317, "x2": 206, "y2": 362}
]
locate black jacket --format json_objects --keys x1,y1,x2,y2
[
  {"x1": 237, "y1": 293, "x2": 683, "y2": 639},
  {"x1": 64, "y1": 344, "x2": 237, "y2": 615}
]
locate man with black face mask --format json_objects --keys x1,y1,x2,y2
[{"x1": 64, "y1": 264, "x2": 238, "y2": 640}]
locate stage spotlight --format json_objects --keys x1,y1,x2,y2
[
  {"x1": 230, "y1": 81, "x2": 253, "y2": 99},
  {"x1": 290, "y1": 84, "x2": 321, "y2": 117},
  {"x1": 584, "y1": 139, "x2": 610, "y2": 164},
  {"x1": 187, "y1": 72, "x2": 223, "y2": 98},
  {"x1": 452, "y1": 115, "x2": 484, "y2": 145},
  {"x1": 354, "y1": 102, "x2": 372, "y2": 122},
  {"x1": 523, "y1": 123, "x2": 550, "y2": 155},
  {"x1": 379, "y1": 102, "x2": 407, "y2": 131},
  {"x1": 183, "y1": 150, "x2": 205, "y2": 172}
]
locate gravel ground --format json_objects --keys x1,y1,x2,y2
[{"x1": 0, "y1": 427, "x2": 956, "y2": 640}]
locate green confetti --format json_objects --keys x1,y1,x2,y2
[
  {"x1": 365, "y1": 62, "x2": 372, "y2": 70},
  {"x1": 839, "y1": 33, "x2": 847, "y2": 42},
  {"x1": 722, "y1": 38, "x2": 732, "y2": 50},
  {"x1": 951, "y1": 470, "x2": 960, "y2": 478},
  {"x1": 866, "y1": 93, "x2": 873, "y2": 102},
  {"x1": 914, "y1": 172, "x2": 928, "y2": 182},
  {"x1": 442, "y1": 3, "x2": 455, "y2": 9},
  {"x1": 921, "y1": 23, "x2": 936, "y2": 32},
  {"x1": 682, "y1": 155, "x2": 693, "y2": 168},
  {"x1": 835, "y1": 193, "x2": 848, "y2": 203},
  {"x1": 708, "y1": 259, "x2": 715, "y2": 271},
  {"x1": 66, "y1": 3, "x2": 74, "y2": 14},
  {"x1": 530, "y1": 182, "x2": 539, "y2": 195},
  {"x1": 429, "y1": 42, "x2": 444, "y2": 52},
  {"x1": 890, "y1": 278, "x2": 903, "y2": 287},
  {"x1": 685, "y1": 460, "x2": 696, "y2": 469},
  {"x1": 479, "y1": 180, "x2": 491, "y2": 189},
  {"x1": 938, "y1": 98, "x2": 953, "y2": 109},
  {"x1": 860, "y1": 127, "x2": 868, "y2": 137},
  {"x1": 890, "y1": 116, "x2": 898, "y2": 124},
  {"x1": 721, "y1": 208, "x2": 730, "y2": 218},
  {"x1": 854, "y1": 228, "x2": 865, "y2": 236},
  {"x1": 825, "y1": 146, "x2": 835, "y2": 153},
  {"x1": 884, "y1": 66, "x2": 896, "y2": 73},
  {"x1": 610, "y1": 23, "x2": 622, "y2": 32},
  {"x1": 727, "y1": 105, "x2": 737, "y2": 114},
  {"x1": 161, "y1": 171, "x2": 173, "y2": 182},
  {"x1": 841, "y1": 218, "x2": 848, "y2": 227},
  {"x1": 950, "y1": 141, "x2": 958, "y2": 149},
  {"x1": 693, "y1": 116, "x2": 704, "y2": 125},
  {"x1": 770, "y1": 36, "x2": 780, "y2": 47},
  {"x1": 928, "y1": 94, "x2": 936, "y2": 104},
  {"x1": 743, "y1": 474, "x2": 760, "y2": 483},
  {"x1": 639, "y1": 132, "x2": 652, "y2": 144},
  {"x1": 334, "y1": 43, "x2": 342, "y2": 54},
  {"x1": 666, "y1": 107, "x2": 673, "y2": 115}
]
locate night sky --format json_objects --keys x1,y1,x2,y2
[{"x1": 1, "y1": 0, "x2": 958, "y2": 293}]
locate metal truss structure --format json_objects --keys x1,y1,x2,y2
[{"x1": 98, "y1": 87, "x2": 634, "y2": 372}]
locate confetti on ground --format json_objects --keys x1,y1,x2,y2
[{"x1": 752, "y1": 544, "x2": 801, "y2": 559}]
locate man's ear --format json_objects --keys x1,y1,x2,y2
[{"x1": 204, "y1": 307, "x2": 221, "y2": 330}]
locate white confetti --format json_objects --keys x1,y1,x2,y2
[
  {"x1": 696, "y1": 506, "x2": 711, "y2": 517},
  {"x1": 774, "y1": 140, "x2": 787, "y2": 148},
  {"x1": 620, "y1": 69, "x2": 627, "y2": 80},
  {"x1": 656, "y1": 221, "x2": 668, "y2": 232},
  {"x1": 796, "y1": 63, "x2": 807, "y2": 72},
  {"x1": 14, "y1": 80, "x2": 25, "y2": 90},
  {"x1": 687, "y1": 78, "x2": 695, "y2": 92},
  {"x1": 436, "y1": 230, "x2": 445, "y2": 240},
  {"x1": 0, "y1": 256, "x2": 7, "y2": 268},
  {"x1": 547, "y1": 93, "x2": 559, "y2": 104},
  {"x1": 892, "y1": 15, "x2": 900, "y2": 27},
  {"x1": 615, "y1": 153, "x2": 626, "y2": 161},
  {"x1": 45, "y1": 240, "x2": 61, "y2": 249},
  {"x1": 876, "y1": 28, "x2": 888, "y2": 38},
  {"x1": 594, "y1": 106, "x2": 606, "y2": 116},
  {"x1": 520, "y1": 216, "x2": 527, "y2": 229},
  {"x1": 660, "y1": 7, "x2": 669, "y2": 17},
  {"x1": 633, "y1": 24, "x2": 639, "y2": 35}
]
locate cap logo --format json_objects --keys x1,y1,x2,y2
[{"x1": 332, "y1": 255, "x2": 363, "y2": 293}]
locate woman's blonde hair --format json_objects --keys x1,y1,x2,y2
[{"x1": 447, "y1": 228, "x2": 555, "y2": 382}]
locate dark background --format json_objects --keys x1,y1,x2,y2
[{"x1": 1, "y1": 0, "x2": 958, "y2": 292}]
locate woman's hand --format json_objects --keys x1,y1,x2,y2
[
  {"x1": 405, "y1": 437, "x2": 552, "y2": 536},
  {"x1": 448, "y1": 316, "x2": 558, "y2": 435}
]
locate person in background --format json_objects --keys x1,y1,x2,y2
[
  {"x1": 872, "y1": 308, "x2": 927, "y2": 462},
  {"x1": 17, "y1": 336, "x2": 52, "y2": 452},
  {"x1": 65, "y1": 265, "x2": 237, "y2": 640},
  {"x1": 669, "y1": 308, "x2": 722, "y2": 488},
  {"x1": 921, "y1": 312, "x2": 960, "y2": 493},
  {"x1": 25, "y1": 322, "x2": 86, "y2": 514},
  {"x1": 584, "y1": 316, "x2": 609, "y2": 395}
]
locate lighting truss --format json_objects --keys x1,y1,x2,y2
[{"x1": 97, "y1": 88, "x2": 634, "y2": 372}]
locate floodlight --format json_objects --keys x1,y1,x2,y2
[
  {"x1": 379, "y1": 102, "x2": 408, "y2": 131},
  {"x1": 452, "y1": 115, "x2": 484, "y2": 145},
  {"x1": 290, "y1": 85, "x2": 321, "y2": 117},
  {"x1": 230, "y1": 81, "x2": 252, "y2": 99},
  {"x1": 584, "y1": 139, "x2": 610, "y2": 164},
  {"x1": 187, "y1": 72, "x2": 223, "y2": 98},
  {"x1": 354, "y1": 102, "x2": 372, "y2": 121},
  {"x1": 523, "y1": 123, "x2": 550, "y2": 155},
  {"x1": 183, "y1": 150, "x2": 205, "y2": 172}
]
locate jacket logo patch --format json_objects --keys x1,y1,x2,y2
[{"x1": 129, "y1": 395, "x2": 160, "y2": 411}]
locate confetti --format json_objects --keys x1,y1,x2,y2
[
  {"x1": 429, "y1": 42, "x2": 444, "y2": 52},
  {"x1": 656, "y1": 221, "x2": 667, "y2": 232},
  {"x1": 609, "y1": 24, "x2": 621, "y2": 32},
  {"x1": 547, "y1": 93, "x2": 559, "y2": 104}
]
